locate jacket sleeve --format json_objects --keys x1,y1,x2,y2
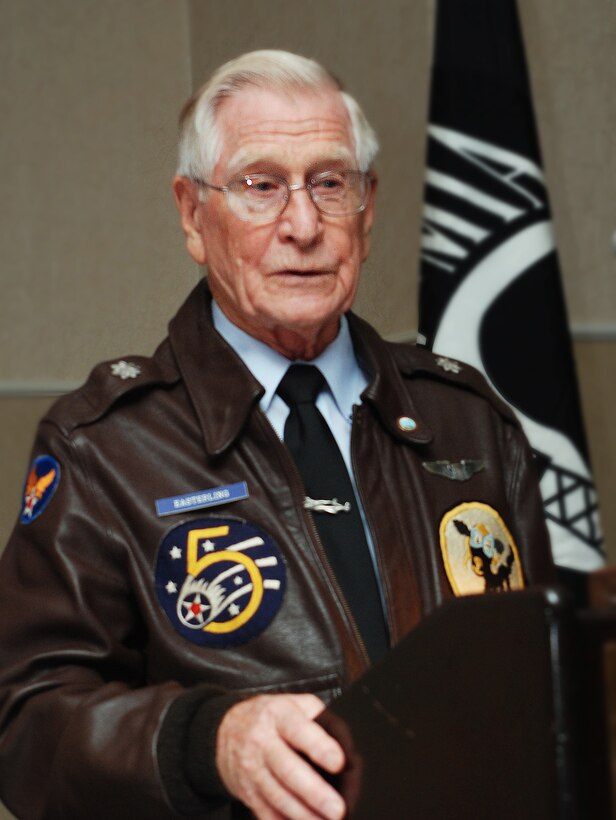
[{"x1": 0, "y1": 421, "x2": 233, "y2": 819}]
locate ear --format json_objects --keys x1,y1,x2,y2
[
  {"x1": 360, "y1": 171, "x2": 378, "y2": 262},
  {"x1": 172, "y1": 175, "x2": 207, "y2": 265}
]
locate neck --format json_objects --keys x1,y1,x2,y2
[
  {"x1": 213, "y1": 301, "x2": 340, "y2": 360},
  {"x1": 265, "y1": 321, "x2": 339, "y2": 360}
]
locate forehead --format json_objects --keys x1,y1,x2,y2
[{"x1": 214, "y1": 86, "x2": 355, "y2": 173}]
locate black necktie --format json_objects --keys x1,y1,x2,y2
[{"x1": 277, "y1": 364, "x2": 388, "y2": 663}]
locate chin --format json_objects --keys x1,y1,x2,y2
[{"x1": 274, "y1": 303, "x2": 339, "y2": 331}]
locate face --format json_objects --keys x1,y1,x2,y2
[{"x1": 174, "y1": 85, "x2": 376, "y2": 359}]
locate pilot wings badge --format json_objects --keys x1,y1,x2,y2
[{"x1": 155, "y1": 518, "x2": 286, "y2": 648}]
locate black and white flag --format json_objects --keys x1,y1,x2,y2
[{"x1": 417, "y1": 0, "x2": 604, "y2": 570}]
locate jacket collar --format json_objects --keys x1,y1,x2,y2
[
  {"x1": 168, "y1": 280, "x2": 264, "y2": 456},
  {"x1": 348, "y1": 313, "x2": 433, "y2": 446},
  {"x1": 168, "y1": 279, "x2": 432, "y2": 455}
]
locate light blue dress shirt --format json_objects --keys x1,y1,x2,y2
[{"x1": 211, "y1": 300, "x2": 384, "y2": 592}]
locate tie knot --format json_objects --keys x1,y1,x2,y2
[{"x1": 277, "y1": 364, "x2": 325, "y2": 407}]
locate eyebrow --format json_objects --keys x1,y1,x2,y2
[{"x1": 225, "y1": 146, "x2": 356, "y2": 179}]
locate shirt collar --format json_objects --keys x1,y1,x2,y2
[
  {"x1": 312, "y1": 315, "x2": 368, "y2": 422},
  {"x1": 211, "y1": 300, "x2": 367, "y2": 419}
]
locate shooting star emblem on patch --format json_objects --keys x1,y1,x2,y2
[
  {"x1": 19, "y1": 455, "x2": 61, "y2": 524},
  {"x1": 155, "y1": 518, "x2": 286, "y2": 648},
  {"x1": 439, "y1": 502, "x2": 524, "y2": 595}
]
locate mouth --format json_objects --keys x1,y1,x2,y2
[{"x1": 274, "y1": 269, "x2": 334, "y2": 278}]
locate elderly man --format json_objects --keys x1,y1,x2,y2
[{"x1": 0, "y1": 50, "x2": 553, "y2": 819}]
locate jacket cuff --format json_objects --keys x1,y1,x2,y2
[{"x1": 157, "y1": 687, "x2": 244, "y2": 815}]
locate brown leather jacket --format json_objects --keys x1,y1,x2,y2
[{"x1": 0, "y1": 280, "x2": 554, "y2": 818}]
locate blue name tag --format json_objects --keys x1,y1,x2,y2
[{"x1": 155, "y1": 481, "x2": 248, "y2": 517}]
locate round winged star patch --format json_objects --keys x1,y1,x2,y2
[
  {"x1": 155, "y1": 518, "x2": 286, "y2": 649},
  {"x1": 439, "y1": 502, "x2": 524, "y2": 595},
  {"x1": 19, "y1": 455, "x2": 61, "y2": 524}
]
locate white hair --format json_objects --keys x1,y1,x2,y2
[{"x1": 177, "y1": 49, "x2": 379, "y2": 179}]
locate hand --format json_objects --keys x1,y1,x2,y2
[{"x1": 216, "y1": 693, "x2": 346, "y2": 819}]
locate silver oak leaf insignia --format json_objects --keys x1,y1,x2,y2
[
  {"x1": 436, "y1": 356, "x2": 462, "y2": 374},
  {"x1": 110, "y1": 360, "x2": 141, "y2": 379}
]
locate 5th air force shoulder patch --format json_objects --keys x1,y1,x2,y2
[
  {"x1": 20, "y1": 455, "x2": 61, "y2": 524},
  {"x1": 439, "y1": 502, "x2": 524, "y2": 595},
  {"x1": 155, "y1": 518, "x2": 286, "y2": 648}
]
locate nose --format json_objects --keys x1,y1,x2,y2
[{"x1": 277, "y1": 186, "x2": 323, "y2": 247}]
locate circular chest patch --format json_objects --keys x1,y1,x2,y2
[
  {"x1": 439, "y1": 502, "x2": 524, "y2": 595},
  {"x1": 155, "y1": 518, "x2": 286, "y2": 648},
  {"x1": 20, "y1": 455, "x2": 61, "y2": 524}
]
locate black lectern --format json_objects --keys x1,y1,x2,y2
[{"x1": 317, "y1": 588, "x2": 616, "y2": 819}]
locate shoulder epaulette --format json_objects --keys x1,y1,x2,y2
[
  {"x1": 44, "y1": 343, "x2": 180, "y2": 434},
  {"x1": 389, "y1": 341, "x2": 519, "y2": 425}
]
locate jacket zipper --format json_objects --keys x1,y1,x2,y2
[{"x1": 350, "y1": 403, "x2": 395, "y2": 645}]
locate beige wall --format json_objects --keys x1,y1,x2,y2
[
  {"x1": 574, "y1": 341, "x2": 616, "y2": 560},
  {"x1": 0, "y1": 2, "x2": 614, "y2": 815},
  {"x1": 1, "y1": 0, "x2": 197, "y2": 389}
]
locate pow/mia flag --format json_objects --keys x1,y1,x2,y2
[{"x1": 417, "y1": 0, "x2": 604, "y2": 571}]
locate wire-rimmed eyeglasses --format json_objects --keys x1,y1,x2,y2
[{"x1": 191, "y1": 170, "x2": 374, "y2": 223}]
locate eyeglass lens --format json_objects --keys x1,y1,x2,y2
[{"x1": 227, "y1": 172, "x2": 368, "y2": 220}]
